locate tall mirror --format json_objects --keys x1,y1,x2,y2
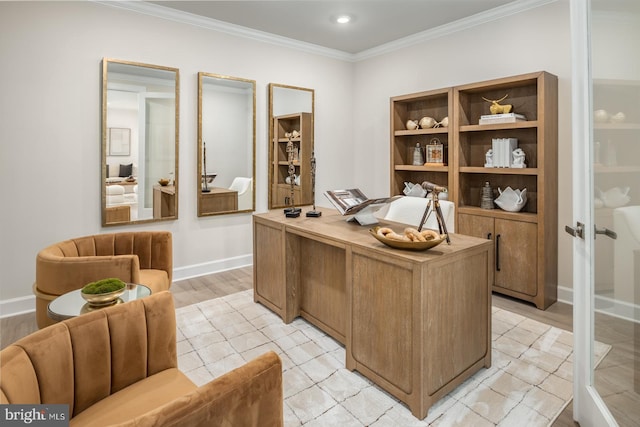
[
  {"x1": 268, "y1": 83, "x2": 315, "y2": 210},
  {"x1": 198, "y1": 73, "x2": 256, "y2": 216},
  {"x1": 101, "y1": 58, "x2": 179, "y2": 226}
]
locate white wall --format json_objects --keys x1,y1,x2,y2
[
  {"x1": 0, "y1": 0, "x2": 575, "y2": 311},
  {"x1": 351, "y1": 0, "x2": 575, "y2": 292},
  {"x1": 0, "y1": 1, "x2": 352, "y2": 306}
]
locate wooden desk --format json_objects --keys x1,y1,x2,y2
[
  {"x1": 199, "y1": 187, "x2": 238, "y2": 215},
  {"x1": 105, "y1": 205, "x2": 130, "y2": 224},
  {"x1": 153, "y1": 185, "x2": 175, "y2": 219},
  {"x1": 253, "y1": 208, "x2": 493, "y2": 419}
]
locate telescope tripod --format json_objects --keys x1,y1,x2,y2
[{"x1": 417, "y1": 192, "x2": 451, "y2": 244}]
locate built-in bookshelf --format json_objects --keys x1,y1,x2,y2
[
  {"x1": 271, "y1": 113, "x2": 313, "y2": 209},
  {"x1": 390, "y1": 71, "x2": 558, "y2": 309}
]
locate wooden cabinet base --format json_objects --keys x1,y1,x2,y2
[{"x1": 253, "y1": 209, "x2": 493, "y2": 419}]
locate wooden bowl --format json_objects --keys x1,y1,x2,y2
[
  {"x1": 369, "y1": 227, "x2": 445, "y2": 251},
  {"x1": 158, "y1": 178, "x2": 170, "y2": 186}
]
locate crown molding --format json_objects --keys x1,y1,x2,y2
[
  {"x1": 354, "y1": 0, "x2": 559, "y2": 61},
  {"x1": 92, "y1": 0, "x2": 558, "y2": 63},
  {"x1": 91, "y1": 0, "x2": 353, "y2": 62}
]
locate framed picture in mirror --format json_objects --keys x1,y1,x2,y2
[{"x1": 108, "y1": 128, "x2": 131, "y2": 156}]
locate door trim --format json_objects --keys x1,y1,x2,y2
[{"x1": 570, "y1": 0, "x2": 618, "y2": 425}]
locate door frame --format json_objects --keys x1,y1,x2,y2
[{"x1": 570, "y1": 0, "x2": 618, "y2": 424}]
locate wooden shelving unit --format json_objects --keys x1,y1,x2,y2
[
  {"x1": 390, "y1": 71, "x2": 558, "y2": 309},
  {"x1": 389, "y1": 88, "x2": 454, "y2": 198},
  {"x1": 270, "y1": 112, "x2": 313, "y2": 209}
]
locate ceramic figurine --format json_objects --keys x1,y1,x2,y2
[
  {"x1": 484, "y1": 149, "x2": 493, "y2": 167},
  {"x1": 434, "y1": 116, "x2": 449, "y2": 128},
  {"x1": 406, "y1": 119, "x2": 419, "y2": 130},
  {"x1": 419, "y1": 116, "x2": 437, "y2": 129},
  {"x1": 599, "y1": 186, "x2": 630, "y2": 208},
  {"x1": 594, "y1": 109, "x2": 609, "y2": 123},
  {"x1": 512, "y1": 148, "x2": 526, "y2": 168},
  {"x1": 610, "y1": 112, "x2": 626, "y2": 124},
  {"x1": 481, "y1": 182, "x2": 495, "y2": 209},
  {"x1": 412, "y1": 143, "x2": 424, "y2": 165}
]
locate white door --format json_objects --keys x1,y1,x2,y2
[{"x1": 570, "y1": 1, "x2": 640, "y2": 425}]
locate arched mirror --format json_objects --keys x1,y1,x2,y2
[
  {"x1": 268, "y1": 83, "x2": 315, "y2": 210},
  {"x1": 198, "y1": 73, "x2": 256, "y2": 216},
  {"x1": 101, "y1": 58, "x2": 179, "y2": 226}
]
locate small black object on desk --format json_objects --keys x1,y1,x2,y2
[{"x1": 284, "y1": 207, "x2": 301, "y2": 218}]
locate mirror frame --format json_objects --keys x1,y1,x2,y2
[
  {"x1": 197, "y1": 72, "x2": 256, "y2": 216},
  {"x1": 101, "y1": 58, "x2": 180, "y2": 226},
  {"x1": 267, "y1": 83, "x2": 315, "y2": 210}
]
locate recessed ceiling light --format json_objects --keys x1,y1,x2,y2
[{"x1": 336, "y1": 15, "x2": 351, "y2": 24}]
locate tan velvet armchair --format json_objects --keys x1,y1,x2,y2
[
  {"x1": 1, "y1": 291, "x2": 284, "y2": 427},
  {"x1": 33, "y1": 231, "x2": 173, "y2": 329}
]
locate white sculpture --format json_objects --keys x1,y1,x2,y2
[
  {"x1": 512, "y1": 148, "x2": 526, "y2": 168},
  {"x1": 484, "y1": 149, "x2": 493, "y2": 168}
]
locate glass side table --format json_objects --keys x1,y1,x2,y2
[{"x1": 47, "y1": 283, "x2": 151, "y2": 322}]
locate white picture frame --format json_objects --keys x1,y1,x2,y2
[{"x1": 108, "y1": 128, "x2": 131, "y2": 156}]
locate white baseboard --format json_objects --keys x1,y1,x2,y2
[
  {"x1": 171, "y1": 254, "x2": 253, "y2": 281},
  {"x1": 558, "y1": 285, "x2": 640, "y2": 323},
  {"x1": 0, "y1": 254, "x2": 254, "y2": 319},
  {"x1": 0, "y1": 295, "x2": 37, "y2": 319}
]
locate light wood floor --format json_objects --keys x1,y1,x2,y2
[{"x1": 2, "y1": 266, "x2": 637, "y2": 426}]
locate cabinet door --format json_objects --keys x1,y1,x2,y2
[
  {"x1": 494, "y1": 219, "x2": 537, "y2": 296},
  {"x1": 458, "y1": 213, "x2": 494, "y2": 240},
  {"x1": 273, "y1": 185, "x2": 302, "y2": 207}
]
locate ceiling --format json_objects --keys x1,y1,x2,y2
[{"x1": 146, "y1": 1, "x2": 520, "y2": 54}]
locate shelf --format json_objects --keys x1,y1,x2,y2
[
  {"x1": 394, "y1": 128, "x2": 449, "y2": 136},
  {"x1": 594, "y1": 165, "x2": 640, "y2": 173},
  {"x1": 458, "y1": 205, "x2": 538, "y2": 223},
  {"x1": 460, "y1": 121, "x2": 538, "y2": 132},
  {"x1": 395, "y1": 164, "x2": 449, "y2": 172},
  {"x1": 460, "y1": 167, "x2": 538, "y2": 175},
  {"x1": 594, "y1": 123, "x2": 640, "y2": 131}
]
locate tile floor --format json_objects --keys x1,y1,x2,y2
[{"x1": 175, "y1": 289, "x2": 610, "y2": 426}]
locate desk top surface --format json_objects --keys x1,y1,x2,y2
[
  {"x1": 254, "y1": 207, "x2": 491, "y2": 262},
  {"x1": 201, "y1": 187, "x2": 238, "y2": 196}
]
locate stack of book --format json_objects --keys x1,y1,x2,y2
[
  {"x1": 479, "y1": 113, "x2": 526, "y2": 125},
  {"x1": 491, "y1": 138, "x2": 518, "y2": 168}
]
